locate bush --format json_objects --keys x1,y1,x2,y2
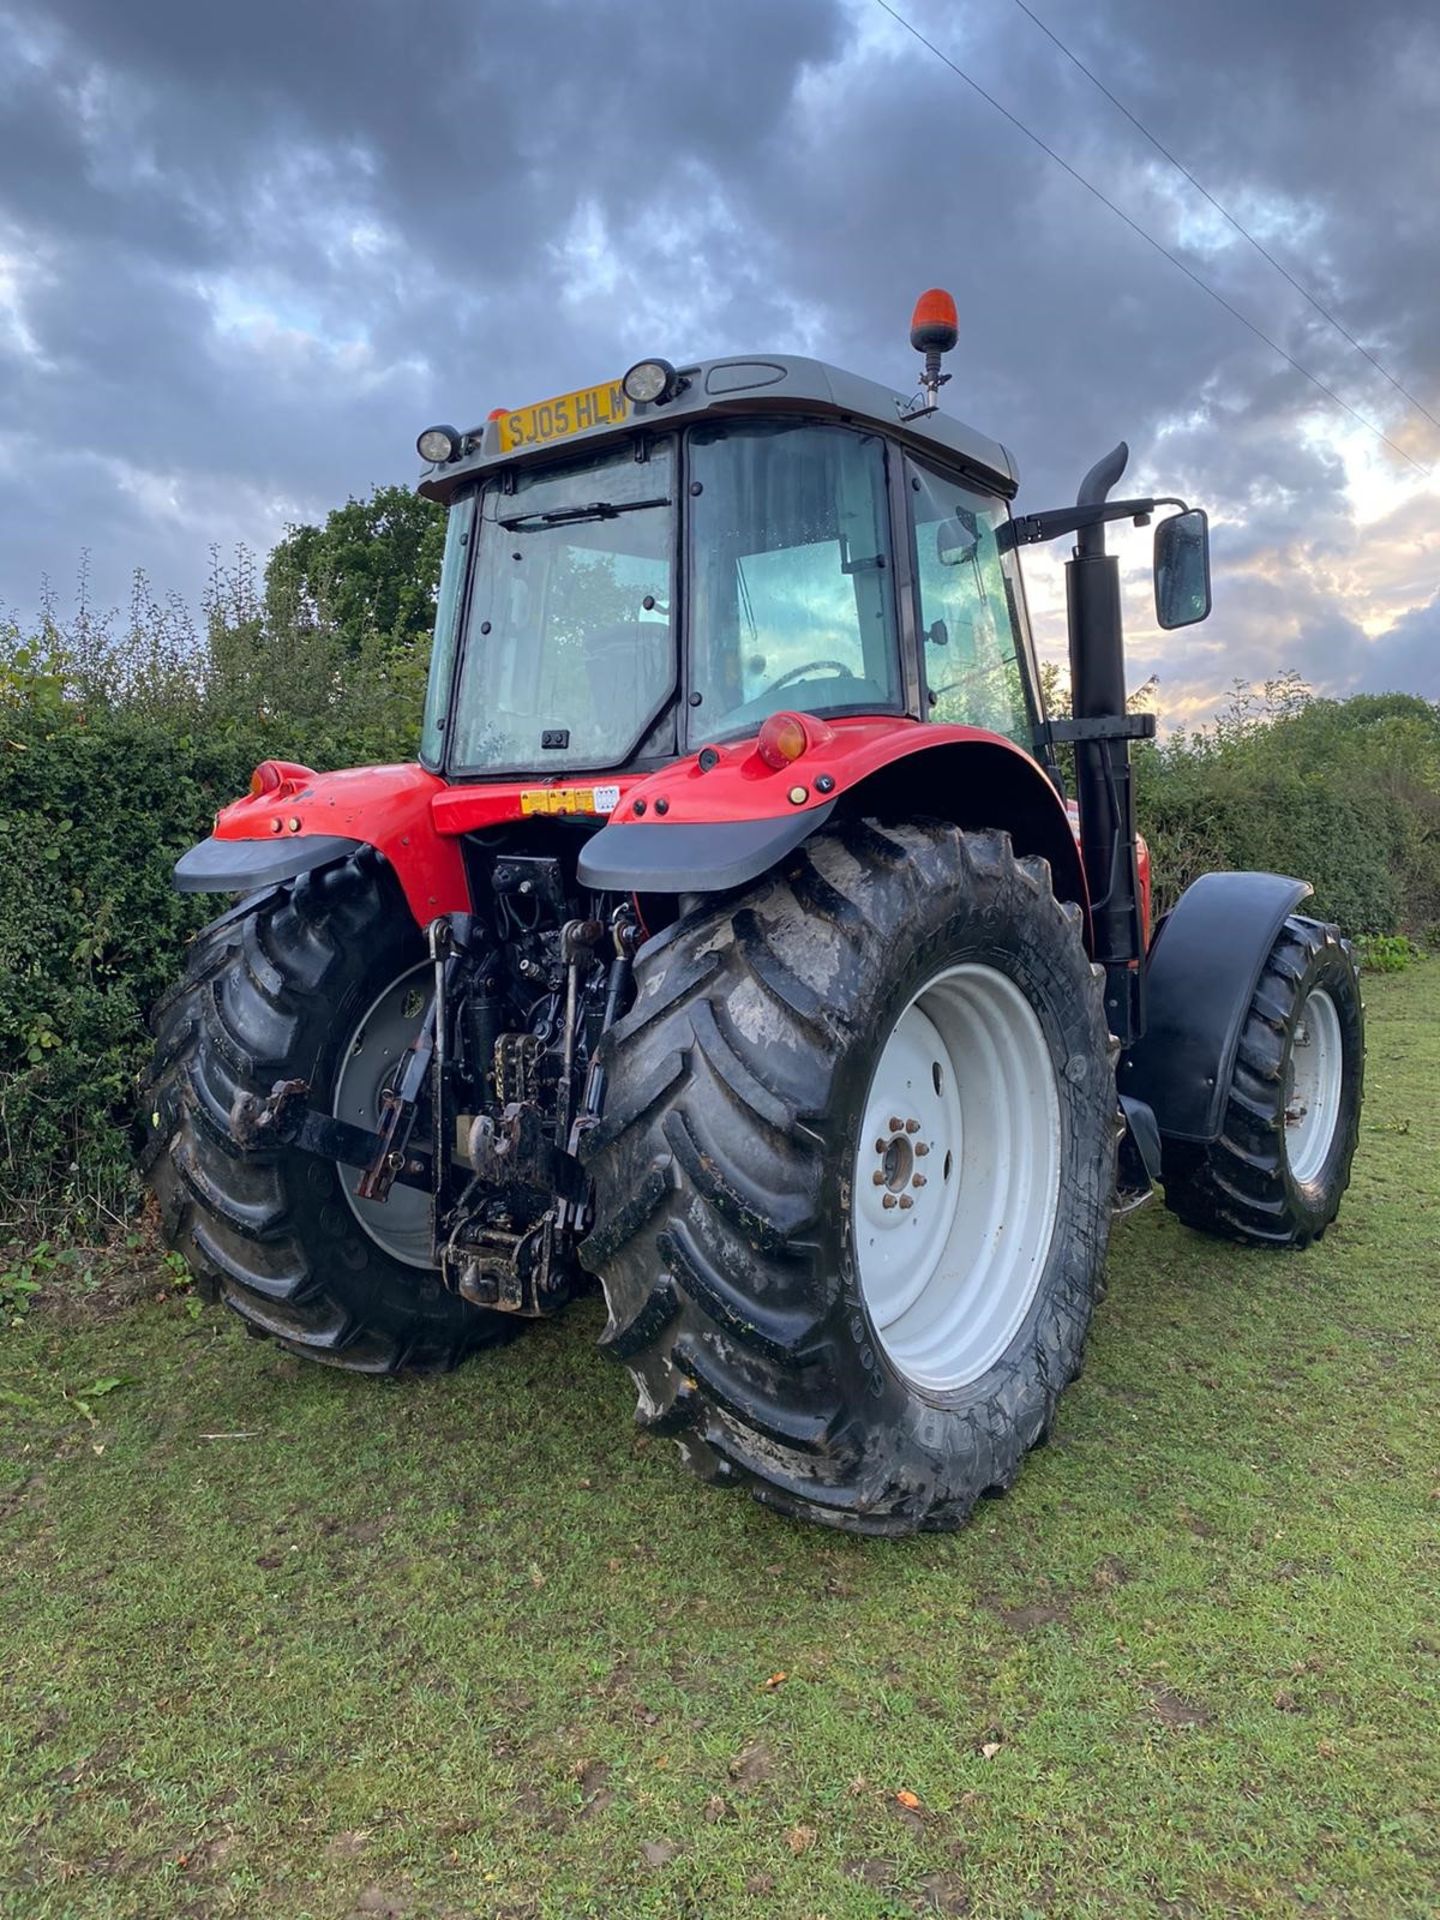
[
  {"x1": 4, "y1": 531, "x2": 1437, "y2": 1241},
  {"x1": 1133, "y1": 681, "x2": 1440, "y2": 935},
  {"x1": 0, "y1": 550, "x2": 430, "y2": 1236},
  {"x1": 1354, "y1": 933, "x2": 1423, "y2": 974}
]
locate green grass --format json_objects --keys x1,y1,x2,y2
[{"x1": 3, "y1": 967, "x2": 1437, "y2": 1920}]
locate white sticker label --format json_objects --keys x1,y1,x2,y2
[{"x1": 593, "y1": 784, "x2": 621, "y2": 814}]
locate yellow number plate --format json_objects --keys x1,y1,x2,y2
[
  {"x1": 519, "y1": 784, "x2": 621, "y2": 818},
  {"x1": 496, "y1": 380, "x2": 630, "y2": 453}
]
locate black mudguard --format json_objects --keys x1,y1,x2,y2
[
  {"x1": 1120, "y1": 870, "x2": 1312, "y2": 1146},
  {"x1": 1118, "y1": 1092, "x2": 1163, "y2": 1185},
  {"x1": 576, "y1": 802, "x2": 835, "y2": 894},
  {"x1": 173, "y1": 833, "x2": 365, "y2": 894}
]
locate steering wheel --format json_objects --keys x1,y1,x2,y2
[
  {"x1": 767, "y1": 659, "x2": 856, "y2": 693},
  {"x1": 928, "y1": 659, "x2": 1012, "y2": 707}
]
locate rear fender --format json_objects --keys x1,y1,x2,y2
[
  {"x1": 1119, "y1": 870, "x2": 1312, "y2": 1145},
  {"x1": 577, "y1": 720, "x2": 1090, "y2": 940},
  {"x1": 836, "y1": 738, "x2": 1089, "y2": 936},
  {"x1": 174, "y1": 762, "x2": 470, "y2": 926}
]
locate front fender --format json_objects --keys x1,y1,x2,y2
[{"x1": 1120, "y1": 870, "x2": 1313, "y2": 1144}]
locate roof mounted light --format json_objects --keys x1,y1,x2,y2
[
  {"x1": 906, "y1": 289, "x2": 958, "y2": 414},
  {"x1": 416, "y1": 424, "x2": 462, "y2": 464},
  {"x1": 622, "y1": 358, "x2": 679, "y2": 406},
  {"x1": 909, "y1": 288, "x2": 959, "y2": 355}
]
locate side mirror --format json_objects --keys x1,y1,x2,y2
[{"x1": 1154, "y1": 507, "x2": 1211, "y2": 629}]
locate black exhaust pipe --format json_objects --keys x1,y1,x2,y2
[{"x1": 1065, "y1": 441, "x2": 1149, "y2": 1046}]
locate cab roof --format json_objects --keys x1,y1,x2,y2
[{"x1": 416, "y1": 353, "x2": 1019, "y2": 505}]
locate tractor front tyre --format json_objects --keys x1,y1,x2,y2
[
  {"x1": 140, "y1": 856, "x2": 513, "y2": 1371},
  {"x1": 580, "y1": 821, "x2": 1117, "y2": 1535},
  {"x1": 1161, "y1": 916, "x2": 1363, "y2": 1247}
]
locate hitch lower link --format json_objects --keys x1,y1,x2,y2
[
  {"x1": 229, "y1": 1076, "x2": 431, "y2": 1190},
  {"x1": 229, "y1": 905, "x2": 642, "y2": 1314},
  {"x1": 227, "y1": 912, "x2": 473, "y2": 1198}
]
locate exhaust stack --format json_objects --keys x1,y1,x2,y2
[{"x1": 1066, "y1": 442, "x2": 1148, "y2": 1046}]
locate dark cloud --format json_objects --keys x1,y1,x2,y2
[
  {"x1": 1358, "y1": 592, "x2": 1440, "y2": 697},
  {"x1": 1, "y1": 0, "x2": 1437, "y2": 719}
]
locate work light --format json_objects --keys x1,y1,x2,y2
[
  {"x1": 622, "y1": 358, "x2": 679, "y2": 406},
  {"x1": 416, "y1": 424, "x2": 462, "y2": 464}
]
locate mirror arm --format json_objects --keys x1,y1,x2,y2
[{"x1": 1003, "y1": 495, "x2": 1188, "y2": 550}]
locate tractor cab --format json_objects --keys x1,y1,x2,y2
[
  {"x1": 414, "y1": 329, "x2": 1044, "y2": 784},
  {"x1": 412, "y1": 293, "x2": 1212, "y2": 1043}
]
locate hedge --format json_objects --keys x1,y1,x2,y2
[
  {"x1": 2, "y1": 597, "x2": 1436, "y2": 1237},
  {"x1": 0, "y1": 589, "x2": 426, "y2": 1233}
]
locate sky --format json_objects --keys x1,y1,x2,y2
[{"x1": 1, "y1": 0, "x2": 1437, "y2": 727}]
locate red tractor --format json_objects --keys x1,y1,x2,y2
[{"x1": 144, "y1": 292, "x2": 1363, "y2": 1534}]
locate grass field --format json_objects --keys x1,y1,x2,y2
[{"x1": 2, "y1": 964, "x2": 1436, "y2": 1920}]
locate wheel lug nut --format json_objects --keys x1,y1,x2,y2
[
  {"x1": 882, "y1": 1193, "x2": 898, "y2": 1210},
  {"x1": 912, "y1": 1174, "x2": 926, "y2": 1188},
  {"x1": 914, "y1": 1141, "x2": 930, "y2": 1157},
  {"x1": 898, "y1": 1194, "x2": 914, "y2": 1210},
  {"x1": 874, "y1": 1138, "x2": 888, "y2": 1154},
  {"x1": 888, "y1": 1115, "x2": 904, "y2": 1133},
  {"x1": 905, "y1": 1118, "x2": 920, "y2": 1134},
  {"x1": 871, "y1": 1169, "x2": 886, "y2": 1186}
]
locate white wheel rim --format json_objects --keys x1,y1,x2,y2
[
  {"x1": 1285, "y1": 986, "x2": 1343, "y2": 1185},
  {"x1": 852, "y1": 963, "x2": 1063, "y2": 1393},
  {"x1": 332, "y1": 962, "x2": 436, "y2": 1268}
]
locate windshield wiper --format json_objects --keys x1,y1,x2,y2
[{"x1": 498, "y1": 495, "x2": 670, "y2": 531}]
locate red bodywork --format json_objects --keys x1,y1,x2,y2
[
  {"x1": 219, "y1": 763, "x2": 469, "y2": 923},
  {"x1": 213, "y1": 717, "x2": 1148, "y2": 943}
]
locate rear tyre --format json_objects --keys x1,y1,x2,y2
[
  {"x1": 140, "y1": 856, "x2": 513, "y2": 1371},
  {"x1": 580, "y1": 821, "x2": 1116, "y2": 1535},
  {"x1": 1161, "y1": 915, "x2": 1363, "y2": 1247}
]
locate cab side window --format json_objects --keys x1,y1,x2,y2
[
  {"x1": 908, "y1": 459, "x2": 1032, "y2": 746},
  {"x1": 420, "y1": 491, "x2": 476, "y2": 767},
  {"x1": 687, "y1": 422, "x2": 903, "y2": 738}
]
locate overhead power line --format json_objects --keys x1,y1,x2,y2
[
  {"x1": 1009, "y1": 0, "x2": 1440, "y2": 438},
  {"x1": 870, "y1": 0, "x2": 1430, "y2": 477}
]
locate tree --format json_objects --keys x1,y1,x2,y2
[{"x1": 264, "y1": 485, "x2": 446, "y2": 654}]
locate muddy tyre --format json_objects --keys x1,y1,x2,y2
[
  {"x1": 1161, "y1": 916, "x2": 1363, "y2": 1247},
  {"x1": 580, "y1": 820, "x2": 1116, "y2": 1535},
  {"x1": 141, "y1": 856, "x2": 512, "y2": 1371}
]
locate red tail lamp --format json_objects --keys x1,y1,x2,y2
[
  {"x1": 756, "y1": 711, "x2": 811, "y2": 770},
  {"x1": 248, "y1": 760, "x2": 314, "y2": 799},
  {"x1": 910, "y1": 288, "x2": 958, "y2": 354}
]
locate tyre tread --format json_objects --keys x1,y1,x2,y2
[
  {"x1": 143, "y1": 859, "x2": 513, "y2": 1371},
  {"x1": 1162, "y1": 915, "x2": 1363, "y2": 1248},
  {"x1": 582, "y1": 820, "x2": 1114, "y2": 1534}
]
